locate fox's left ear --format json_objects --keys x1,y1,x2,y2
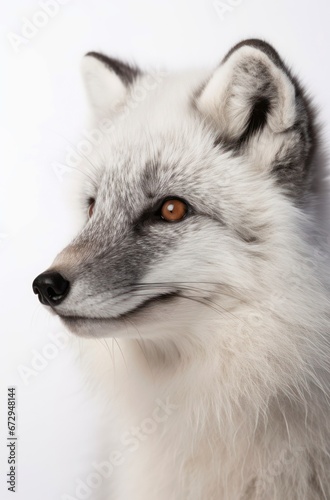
[
  {"x1": 196, "y1": 39, "x2": 316, "y2": 198},
  {"x1": 81, "y1": 52, "x2": 141, "y2": 119}
]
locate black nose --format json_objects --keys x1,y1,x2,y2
[{"x1": 32, "y1": 271, "x2": 70, "y2": 306}]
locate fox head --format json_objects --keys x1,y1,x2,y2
[{"x1": 33, "y1": 39, "x2": 317, "y2": 344}]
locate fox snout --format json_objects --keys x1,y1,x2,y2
[{"x1": 32, "y1": 271, "x2": 70, "y2": 306}]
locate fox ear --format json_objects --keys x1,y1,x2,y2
[
  {"x1": 81, "y1": 52, "x2": 141, "y2": 119},
  {"x1": 196, "y1": 39, "x2": 315, "y2": 198}
]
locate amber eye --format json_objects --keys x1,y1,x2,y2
[
  {"x1": 88, "y1": 198, "x2": 95, "y2": 218},
  {"x1": 160, "y1": 198, "x2": 188, "y2": 222}
]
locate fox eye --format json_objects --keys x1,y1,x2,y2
[
  {"x1": 88, "y1": 198, "x2": 95, "y2": 218},
  {"x1": 160, "y1": 198, "x2": 188, "y2": 222}
]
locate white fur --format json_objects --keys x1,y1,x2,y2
[
  {"x1": 50, "y1": 48, "x2": 330, "y2": 499},
  {"x1": 81, "y1": 55, "x2": 128, "y2": 119},
  {"x1": 198, "y1": 46, "x2": 296, "y2": 137}
]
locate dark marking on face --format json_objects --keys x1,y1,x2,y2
[
  {"x1": 60, "y1": 291, "x2": 179, "y2": 324},
  {"x1": 141, "y1": 159, "x2": 160, "y2": 198}
]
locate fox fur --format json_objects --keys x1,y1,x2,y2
[{"x1": 35, "y1": 40, "x2": 330, "y2": 499}]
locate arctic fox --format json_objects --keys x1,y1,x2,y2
[{"x1": 33, "y1": 40, "x2": 330, "y2": 499}]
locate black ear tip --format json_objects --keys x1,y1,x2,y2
[
  {"x1": 223, "y1": 38, "x2": 285, "y2": 71},
  {"x1": 225, "y1": 38, "x2": 276, "y2": 53},
  {"x1": 85, "y1": 51, "x2": 103, "y2": 59},
  {"x1": 233, "y1": 38, "x2": 276, "y2": 51},
  {"x1": 83, "y1": 51, "x2": 141, "y2": 85}
]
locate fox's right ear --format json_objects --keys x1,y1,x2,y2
[
  {"x1": 195, "y1": 39, "x2": 316, "y2": 198},
  {"x1": 81, "y1": 52, "x2": 141, "y2": 119}
]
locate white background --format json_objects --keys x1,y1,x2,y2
[{"x1": 1, "y1": 1, "x2": 330, "y2": 499}]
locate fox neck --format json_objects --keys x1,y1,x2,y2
[
  {"x1": 113, "y1": 284, "x2": 329, "y2": 499},
  {"x1": 114, "y1": 332, "x2": 299, "y2": 499}
]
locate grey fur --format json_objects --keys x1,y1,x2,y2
[
  {"x1": 201, "y1": 39, "x2": 317, "y2": 199},
  {"x1": 33, "y1": 40, "x2": 330, "y2": 500}
]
